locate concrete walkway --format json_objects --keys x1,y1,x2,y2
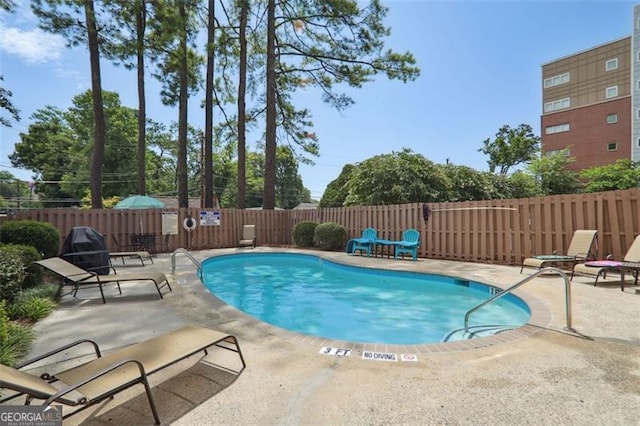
[{"x1": 10, "y1": 248, "x2": 640, "y2": 425}]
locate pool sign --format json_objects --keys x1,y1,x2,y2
[
  {"x1": 319, "y1": 347, "x2": 352, "y2": 356},
  {"x1": 362, "y1": 351, "x2": 397, "y2": 362},
  {"x1": 200, "y1": 210, "x2": 221, "y2": 226},
  {"x1": 400, "y1": 353, "x2": 418, "y2": 362}
]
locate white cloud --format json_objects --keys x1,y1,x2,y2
[{"x1": 0, "y1": 24, "x2": 65, "y2": 65}]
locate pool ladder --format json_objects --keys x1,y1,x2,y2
[
  {"x1": 445, "y1": 267, "x2": 574, "y2": 342},
  {"x1": 171, "y1": 248, "x2": 202, "y2": 277}
]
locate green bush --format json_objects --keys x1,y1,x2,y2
[
  {"x1": 19, "y1": 284, "x2": 59, "y2": 301},
  {"x1": 313, "y1": 222, "x2": 347, "y2": 251},
  {"x1": 0, "y1": 300, "x2": 35, "y2": 367},
  {"x1": 0, "y1": 244, "x2": 42, "y2": 289},
  {"x1": 0, "y1": 323, "x2": 34, "y2": 367},
  {"x1": 293, "y1": 221, "x2": 318, "y2": 247},
  {"x1": 0, "y1": 220, "x2": 60, "y2": 258},
  {"x1": 0, "y1": 250, "x2": 25, "y2": 305},
  {"x1": 0, "y1": 301, "x2": 7, "y2": 344},
  {"x1": 8, "y1": 297, "x2": 56, "y2": 322}
]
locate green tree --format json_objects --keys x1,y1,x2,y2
[
  {"x1": 438, "y1": 164, "x2": 496, "y2": 202},
  {"x1": 0, "y1": 4, "x2": 19, "y2": 128},
  {"x1": 103, "y1": 0, "x2": 152, "y2": 196},
  {"x1": 0, "y1": 172, "x2": 35, "y2": 211},
  {"x1": 260, "y1": 0, "x2": 420, "y2": 209},
  {"x1": 344, "y1": 149, "x2": 448, "y2": 205},
  {"x1": 61, "y1": 91, "x2": 138, "y2": 199},
  {"x1": 9, "y1": 106, "x2": 78, "y2": 206},
  {"x1": 0, "y1": 1, "x2": 15, "y2": 11},
  {"x1": 32, "y1": 0, "x2": 109, "y2": 208},
  {"x1": 236, "y1": 0, "x2": 249, "y2": 208},
  {"x1": 275, "y1": 146, "x2": 311, "y2": 209},
  {"x1": 0, "y1": 76, "x2": 19, "y2": 128},
  {"x1": 580, "y1": 159, "x2": 640, "y2": 192},
  {"x1": 503, "y1": 171, "x2": 541, "y2": 199},
  {"x1": 10, "y1": 92, "x2": 147, "y2": 205},
  {"x1": 320, "y1": 164, "x2": 355, "y2": 207},
  {"x1": 149, "y1": 0, "x2": 204, "y2": 207},
  {"x1": 527, "y1": 150, "x2": 579, "y2": 195},
  {"x1": 479, "y1": 124, "x2": 540, "y2": 175}
]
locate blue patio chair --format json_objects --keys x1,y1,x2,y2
[
  {"x1": 394, "y1": 229, "x2": 420, "y2": 261},
  {"x1": 348, "y1": 228, "x2": 378, "y2": 257}
]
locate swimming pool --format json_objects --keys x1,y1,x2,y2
[{"x1": 200, "y1": 253, "x2": 530, "y2": 345}]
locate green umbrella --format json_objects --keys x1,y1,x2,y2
[
  {"x1": 113, "y1": 195, "x2": 165, "y2": 210},
  {"x1": 114, "y1": 195, "x2": 165, "y2": 233}
]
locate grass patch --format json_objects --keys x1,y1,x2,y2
[
  {"x1": 7, "y1": 284, "x2": 58, "y2": 322},
  {"x1": 0, "y1": 322, "x2": 35, "y2": 367},
  {"x1": 9, "y1": 297, "x2": 56, "y2": 322}
]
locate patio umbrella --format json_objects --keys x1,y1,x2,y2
[
  {"x1": 114, "y1": 195, "x2": 165, "y2": 233},
  {"x1": 113, "y1": 195, "x2": 165, "y2": 210}
]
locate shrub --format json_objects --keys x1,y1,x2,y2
[
  {"x1": 8, "y1": 297, "x2": 56, "y2": 322},
  {"x1": 0, "y1": 301, "x2": 7, "y2": 344},
  {"x1": 0, "y1": 250, "x2": 25, "y2": 305},
  {"x1": 0, "y1": 220, "x2": 60, "y2": 258},
  {"x1": 313, "y1": 222, "x2": 347, "y2": 251},
  {"x1": 0, "y1": 300, "x2": 35, "y2": 366},
  {"x1": 0, "y1": 323, "x2": 34, "y2": 367},
  {"x1": 0, "y1": 244, "x2": 42, "y2": 289},
  {"x1": 293, "y1": 221, "x2": 318, "y2": 247},
  {"x1": 20, "y1": 284, "x2": 59, "y2": 301}
]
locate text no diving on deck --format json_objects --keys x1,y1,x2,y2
[{"x1": 362, "y1": 351, "x2": 397, "y2": 362}]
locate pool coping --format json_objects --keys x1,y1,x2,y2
[{"x1": 192, "y1": 248, "x2": 553, "y2": 355}]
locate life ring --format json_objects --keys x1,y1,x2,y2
[{"x1": 183, "y1": 216, "x2": 197, "y2": 231}]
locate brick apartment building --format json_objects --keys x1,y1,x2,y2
[{"x1": 540, "y1": 4, "x2": 640, "y2": 171}]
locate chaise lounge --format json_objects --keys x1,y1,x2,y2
[
  {"x1": 520, "y1": 229, "x2": 598, "y2": 276},
  {"x1": 238, "y1": 225, "x2": 256, "y2": 248},
  {"x1": 35, "y1": 257, "x2": 171, "y2": 304},
  {"x1": 0, "y1": 325, "x2": 246, "y2": 424},
  {"x1": 572, "y1": 234, "x2": 640, "y2": 290}
]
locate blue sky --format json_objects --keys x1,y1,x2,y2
[{"x1": 0, "y1": 1, "x2": 636, "y2": 201}]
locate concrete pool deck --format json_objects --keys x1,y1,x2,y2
[{"x1": 10, "y1": 248, "x2": 640, "y2": 425}]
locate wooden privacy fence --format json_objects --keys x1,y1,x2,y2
[{"x1": 2, "y1": 188, "x2": 639, "y2": 266}]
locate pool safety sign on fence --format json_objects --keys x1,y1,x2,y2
[{"x1": 200, "y1": 210, "x2": 221, "y2": 226}]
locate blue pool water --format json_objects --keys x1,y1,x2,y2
[{"x1": 200, "y1": 253, "x2": 530, "y2": 345}]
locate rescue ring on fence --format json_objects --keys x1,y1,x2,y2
[{"x1": 183, "y1": 216, "x2": 197, "y2": 231}]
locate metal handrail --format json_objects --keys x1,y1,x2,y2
[
  {"x1": 463, "y1": 266, "x2": 573, "y2": 334},
  {"x1": 171, "y1": 248, "x2": 202, "y2": 274}
]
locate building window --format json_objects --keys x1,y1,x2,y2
[
  {"x1": 545, "y1": 123, "x2": 570, "y2": 134},
  {"x1": 544, "y1": 97, "x2": 570, "y2": 112},
  {"x1": 637, "y1": 80, "x2": 640, "y2": 91},
  {"x1": 607, "y1": 142, "x2": 617, "y2": 151},
  {"x1": 607, "y1": 114, "x2": 618, "y2": 124},
  {"x1": 605, "y1": 86, "x2": 618, "y2": 99},
  {"x1": 637, "y1": 51, "x2": 640, "y2": 62},
  {"x1": 545, "y1": 149, "x2": 571, "y2": 157},
  {"x1": 605, "y1": 58, "x2": 618, "y2": 71},
  {"x1": 543, "y1": 72, "x2": 570, "y2": 89},
  {"x1": 637, "y1": 137, "x2": 640, "y2": 147}
]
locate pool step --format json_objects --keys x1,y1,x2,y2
[{"x1": 442, "y1": 325, "x2": 518, "y2": 342}]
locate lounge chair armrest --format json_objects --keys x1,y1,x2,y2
[
  {"x1": 572, "y1": 252, "x2": 591, "y2": 261},
  {"x1": 44, "y1": 358, "x2": 148, "y2": 405},
  {"x1": 16, "y1": 339, "x2": 102, "y2": 369}
]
